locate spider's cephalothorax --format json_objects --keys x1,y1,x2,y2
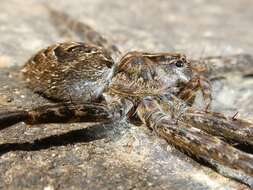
[
  {"x1": 109, "y1": 51, "x2": 193, "y2": 98},
  {"x1": 1, "y1": 7, "x2": 253, "y2": 188}
]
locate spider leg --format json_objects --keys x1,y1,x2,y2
[
  {"x1": 158, "y1": 94, "x2": 253, "y2": 146},
  {"x1": 177, "y1": 75, "x2": 212, "y2": 110},
  {"x1": 0, "y1": 103, "x2": 119, "y2": 130},
  {"x1": 190, "y1": 54, "x2": 253, "y2": 79},
  {"x1": 44, "y1": 5, "x2": 122, "y2": 60},
  {"x1": 182, "y1": 108, "x2": 253, "y2": 147},
  {"x1": 137, "y1": 97, "x2": 253, "y2": 187}
]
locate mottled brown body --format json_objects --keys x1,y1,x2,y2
[
  {"x1": 23, "y1": 42, "x2": 115, "y2": 103},
  {"x1": 0, "y1": 6, "x2": 253, "y2": 188}
]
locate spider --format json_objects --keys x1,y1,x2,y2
[{"x1": 0, "y1": 6, "x2": 253, "y2": 188}]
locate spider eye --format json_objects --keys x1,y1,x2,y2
[{"x1": 175, "y1": 60, "x2": 184, "y2": 67}]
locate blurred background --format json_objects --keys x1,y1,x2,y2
[
  {"x1": 1, "y1": 0, "x2": 253, "y2": 67},
  {"x1": 0, "y1": 0, "x2": 252, "y2": 189}
]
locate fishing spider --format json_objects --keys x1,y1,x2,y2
[{"x1": 0, "y1": 6, "x2": 253, "y2": 187}]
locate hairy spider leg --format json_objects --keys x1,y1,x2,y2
[
  {"x1": 137, "y1": 97, "x2": 253, "y2": 187},
  {"x1": 182, "y1": 109, "x2": 253, "y2": 146},
  {"x1": 157, "y1": 94, "x2": 253, "y2": 146},
  {"x1": 0, "y1": 103, "x2": 117, "y2": 130},
  {"x1": 177, "y1": 75, "x2": 212, "y2": 110},
  {"x1": 0, "y1": 96, "x2": 134, "y2": 131}
]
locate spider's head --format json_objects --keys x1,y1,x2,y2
[{"x1": 109, "y1": 51, "x2": 194, "y2": 97}]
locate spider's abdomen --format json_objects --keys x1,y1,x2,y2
[{"x1": 22, "y1": 42, "x2": 115, "y2": 103}]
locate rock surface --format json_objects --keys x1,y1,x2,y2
[{"x1": 0, "y1": 0, "x2": 253, "y2": 189}]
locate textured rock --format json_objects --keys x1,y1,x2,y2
[{"x1": 0, "y1": 0, "x2": 253, "y2": 189}]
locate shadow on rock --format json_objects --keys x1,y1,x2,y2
[{"x1": 0, "y1": 122, "x2": 125, "y2": 155}]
